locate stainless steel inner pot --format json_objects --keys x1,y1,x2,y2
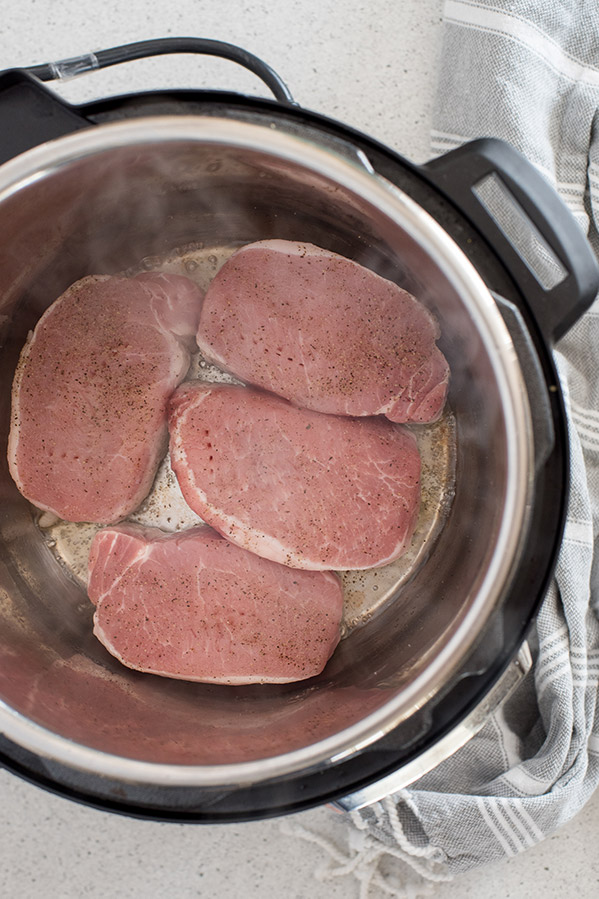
[{"x1": 0, "y1": 117, "x2": 532, "y2": 786}]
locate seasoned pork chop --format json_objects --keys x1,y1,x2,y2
[
  {"x1": 88, "y1": 523, "x2": 343, "y2": 684},
  {"x1": 168, "y1": 383, "x2": 421, "y2": 571},
  {"x1": 8, "y1": 272, "x2": 203, "y2": 523},
  {"x1": 197, "y1": 240, "x2": 449, "y2": 423}
]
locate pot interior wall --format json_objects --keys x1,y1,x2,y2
[{"x1": 0, "y1": 136, "x2": 513, "y2": 769}]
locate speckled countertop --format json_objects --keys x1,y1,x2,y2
[{"x1": 1, "y1": 2, "x2": 599, "y2": 897}]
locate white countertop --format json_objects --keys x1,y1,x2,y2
[{"x1": 1, "y1": 1, "x2": 599, "y2": 896}]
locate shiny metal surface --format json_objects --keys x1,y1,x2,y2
[{"x1": 0, "y1": 117, "x2": 533, "y2": 786}]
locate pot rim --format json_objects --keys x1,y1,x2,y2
[{"x1": 0, "y1": 116, "x2": 533, "y2": 786}]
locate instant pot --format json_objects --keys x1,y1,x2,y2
[{"x1": 0, "y1": 39, "x2": 597, "y2": 821}]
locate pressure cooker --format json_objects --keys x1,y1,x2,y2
[{"x1": 0, "y1": 39, "x2": 596, "y2": 821}]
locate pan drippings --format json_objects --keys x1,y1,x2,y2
[{"x1": 41, "y1": 242, "x2": 456, "y2": 635}]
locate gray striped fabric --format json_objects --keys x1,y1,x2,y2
[{"x1": 353, "y1": 0, "x2": 599, "y2": 880}]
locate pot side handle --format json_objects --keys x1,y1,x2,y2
[
  {"x1": 332, "y1": 641, "x2": 533, "y2": 812},
  {"x1": 423, "y1": 138, "x2": 599, "y2": 343},
  {"x1": 25, "y1": 38, "x2": 295, "y2": 105}
]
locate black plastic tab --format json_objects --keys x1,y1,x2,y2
[{"x1": 0, "y1": 69, "x2": 91, "y2": 165}]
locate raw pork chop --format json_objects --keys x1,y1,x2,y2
[
  {"x1": 88, "y1": 523, "x2": 343, "y2": 684},
  {"x1": 197, "y1": 240, "x2": 449, "y2": 423},
  {"x1": 8, "y1": 272, "x2": 203, "y2": 524},
  {"x1": 168, "y1": 383, "x2": 421, "y2": 570}
]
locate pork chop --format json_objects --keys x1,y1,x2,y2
[
  {"x1": 168, "y1": 383, "x2": 421, "y2": 570},
  {"x1": 197, "y1": 240, "x2": 449, "y2": 423},
  {"x1": 8, "y1": 272, "x2": 204, "y2": 524},
  {"x1": 88, "y1": 523, "x2": 343, "y2": 684}
]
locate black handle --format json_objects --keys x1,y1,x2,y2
[
  {"x1": 25, "y1": 37, "x2": 295, "y2": 105},
  {"x1": 423, "y1": 138, "x2": 599, "y2": 342},
  {"x1": 0, "y1": 70, "x2": 91, "y2": 165}
]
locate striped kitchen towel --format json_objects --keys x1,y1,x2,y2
[{"x1": 284, "y1": 2, "x2": 599, "y2": 895}]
